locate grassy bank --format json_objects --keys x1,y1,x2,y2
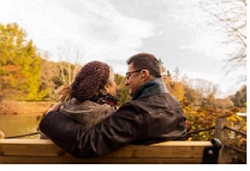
[{"x1": 0, "y1": 100, "x2": 54, "y2": 115}]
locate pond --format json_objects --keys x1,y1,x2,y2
[{"x1": 0, "y1": 114, "x2": 42, "y2": 139}]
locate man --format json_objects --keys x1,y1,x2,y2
[{"x1": 39, "y1": 52, "x2": 187, "y2": 158}]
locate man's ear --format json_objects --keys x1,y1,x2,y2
[{"x1": 141, "y1": 69, "x2": 150, "y2": 80}]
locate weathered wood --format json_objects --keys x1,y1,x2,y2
[
  {"x1": 214, "y1": 118, "x2": 230, "y2": 164},
  {"x1": 0, "y1": 139, "x2": 215, "y2": 164},
  {"x1": 0, "y1": 156, "x2": 204, "y2": 164}
]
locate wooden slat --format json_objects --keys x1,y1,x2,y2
[
  {"x1": 1, "y1": 143, "x2": 65, "y2": 156},
  {"x1": 0, "y1": 139, "x2": 212, "y2": 146},
  {"x1": 0, "y1": 156, "x2": 203, "y2": 164},
  {"x1": 104, "y1": 145, "x2": 207, "y2": 158},
  {"x1": 0, "y1": 139, "x2": 212, "y2": 164}
]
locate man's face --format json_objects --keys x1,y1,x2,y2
[{"x1": 125, "y1": 63, "x2": 144, "y2": 97}]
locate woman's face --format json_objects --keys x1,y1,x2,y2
[{"x1": 105, "y1": 80, "x2": 117, "y2": 96}]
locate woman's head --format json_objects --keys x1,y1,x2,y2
[{"x1": 71, "y1": 61, "x2": 116, "y2": 101}]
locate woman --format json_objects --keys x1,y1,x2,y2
[{"x1": 40, "y1": 61, "x2": 117, "y2": 139}]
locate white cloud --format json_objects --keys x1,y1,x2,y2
[
  {"x1": 179, "y1": 33, "x2": 236, "y2": 60},
  {"x1": 0, "y1": 0, "x2": 155, "y2": 72},
  {"x1": 0, "y1": 0, "x2": 246, "y2": 95}
]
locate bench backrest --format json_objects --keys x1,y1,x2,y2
[{"x1": 0, "y1": 139, "x2": 221, "y2": 164}]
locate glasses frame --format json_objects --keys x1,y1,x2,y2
[{"x1": 126, "y1": 69, "x2": 143, "y2": 80}]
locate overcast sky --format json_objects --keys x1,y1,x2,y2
[{"x1": 0, "y1": 0, "x2": 246, "y2": 98}]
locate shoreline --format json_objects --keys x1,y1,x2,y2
[{"x1": 0, "y1": 100, "x2": 54, "y2": 116}]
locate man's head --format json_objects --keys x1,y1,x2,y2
[{"x1": 125, "y1": 52, "x2": 161, "y2": 97}]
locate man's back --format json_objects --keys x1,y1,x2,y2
[{"x1": 128, "y1": 92, "x2": 187, "y2": 144}]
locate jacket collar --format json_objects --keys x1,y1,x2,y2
[{"x1": 132, "y1": 78, "x2": 168, "y2": 100}]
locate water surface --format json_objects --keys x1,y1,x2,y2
[{"x1": 0, "y1": 114, "x2": 41, "y2": 139}]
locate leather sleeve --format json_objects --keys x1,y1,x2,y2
[{"x1": 39, "y1": 103, "x2": 143, "y2": 158}]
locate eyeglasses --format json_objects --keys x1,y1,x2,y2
[{"x1": 126, "y1": 69, "x2": 142, "y2": 80}]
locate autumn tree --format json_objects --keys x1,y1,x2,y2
[
  {"x1": 230, "y1": 85, "x2": 247, "y2": 108},
  {"x1": 162, "y1": 68, "x2": 185, "y2": 102},
  {"x1": 0, "y1": 23, "x2": 47, "y2": 101},
  {"x1": 184, "y1": 78, "x2": 219, "y2": 107},
  {"x1": 40, "y1": 56, "x2": 62, "y2": 101},
  {"x1": 38, "y1": 47, "x2": 83, "y2": 101},
  {"x1": 114, "y1": 74, "x2": 130, "y2": 107},
  {"x1": 54, "y1": 43, "x2": 84, "y2": 86}
]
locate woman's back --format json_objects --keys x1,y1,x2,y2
[{"x1": 40, "y1": 61, "x2": 117, "y2": 139}]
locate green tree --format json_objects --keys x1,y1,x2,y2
[
  {"x1": 0, "y1": 23, "x2": 47, "y2": 101},
  {"x1": 114, "y1": 74, "x2": 130, "y2": 107}
]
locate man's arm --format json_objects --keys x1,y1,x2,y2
[{"x1": 39, "y1": 104, "x2": 142, "y2": 158}]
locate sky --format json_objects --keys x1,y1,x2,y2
[{"x1": 0, "y1": 0, "x2": 247, "y2": 98}]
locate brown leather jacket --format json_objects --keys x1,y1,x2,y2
[{"x1": 39, "y1": 78, "x2": 187, "y2": 158}]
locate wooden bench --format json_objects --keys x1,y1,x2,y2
[{"x1": 0, "y1": 138, "x2": 221, "y2": 164}]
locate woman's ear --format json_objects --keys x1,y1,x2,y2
[{"x1": 104, "y1": 84, "x2": 110, "y2": 93}]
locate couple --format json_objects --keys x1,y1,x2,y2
[{"x1": 39, "y1": 52, "x2": 187, "y2": 158}]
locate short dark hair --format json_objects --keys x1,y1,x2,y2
[{"x1": 126, "y1": 52, "x2": 161, "y2": 78}]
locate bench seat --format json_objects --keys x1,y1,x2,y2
[{"x1": 0, "y1": 138, "x2": 221, "y2": 164}]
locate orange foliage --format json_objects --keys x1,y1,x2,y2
[{"x1": 5, "y1": 64, "x2": 20, "y2": 72}]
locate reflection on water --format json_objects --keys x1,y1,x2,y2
[{"x1": 0, "y1": 114, "x2": 41, "y2": 139}]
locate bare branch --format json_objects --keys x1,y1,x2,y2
[{"x1": 200, "y1": 0, "x2": 246, "y2": 83}]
